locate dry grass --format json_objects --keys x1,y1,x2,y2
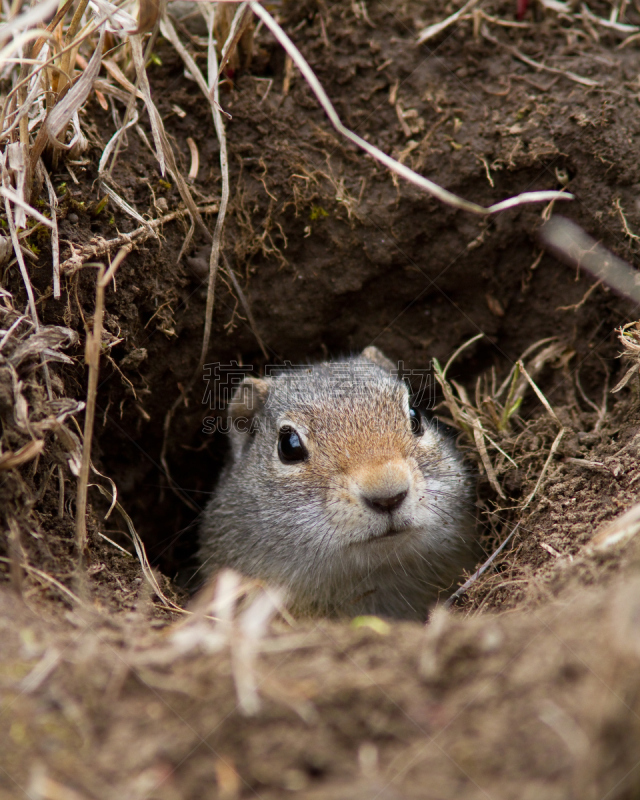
[
  {"x1": 430, "y1": 323, "x2": 638, "y2": 612},
  {"x1": 434, "y1": 334, "x2": 567, "y2": 498}
]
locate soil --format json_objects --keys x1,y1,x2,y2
[{"x1": 2, "y1": 0, "x2": 640, "y2": 797}]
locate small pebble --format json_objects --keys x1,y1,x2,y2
[{"x1": 577, "y1": 432, "x2": 600, "y2": 445}]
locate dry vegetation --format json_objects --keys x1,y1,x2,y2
[{"x1": 1, "y1": 0, "x2": 640, "y2": 798}]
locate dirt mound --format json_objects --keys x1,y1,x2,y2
[{"x1": 3, "y1": 563, "x2": 640, "y2": 799}]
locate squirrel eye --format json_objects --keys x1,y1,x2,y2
[
  {"x1": 409, "y1": 406, "x2": 423, "y2": 436},
  {"x1": 278, "y1": 426, "x2": 308, "y2": 463}
]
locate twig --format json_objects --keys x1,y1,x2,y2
[
  {"x1": 250, "y1": 3, "x2": 573, "y2": 216},
  {"x1": 58, "y1": 205, "x2": 218, "y2": 273},
  {"x1": 76, "y1": 246, "x2": 131, "y2": 553},
  {"x1": 443, "y1": 523, "x2": 521, "y2": 608},
  {"x1": 615, "y1": 197, "x2": 640, "y2": 240}
]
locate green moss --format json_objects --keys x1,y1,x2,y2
[{"x1": 310, "y1": 205, "x2": 328, "y2": 221}]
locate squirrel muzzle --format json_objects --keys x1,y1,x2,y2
[{"x1": 349, "y1": 459, "x2": 412, "y2": 515}]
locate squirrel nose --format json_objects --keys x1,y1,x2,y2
[{"x1": 363, "y1": 489, "x2": 408, "y2": 514}]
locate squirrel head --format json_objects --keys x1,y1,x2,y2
[
  {"x1": 202, "y1": 346, "x2": 473, "y2": 618},
  {"x1": 223, "y1": 347, "x2": 458, "y2": 544}
]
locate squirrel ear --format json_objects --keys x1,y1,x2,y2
[
  {"x1": 227, "y1": 377, "x2": 270, "y2": 460},
  {"x1": 228, "y1": 376, "x2": 269, "y2": 423},
  {"x1": 360, "y1": 346, "x2": 395, "y2": 372}
]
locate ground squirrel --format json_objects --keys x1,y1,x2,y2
[{"x1": 199, "y1": 347, "x2": 475, "y2": 620}]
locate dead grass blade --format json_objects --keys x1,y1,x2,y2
[
  {"x1": 481, "y1": 25, "x2": 599, "y2": 86},
  {"x1": 217, "y1": 2, "x2": 253, "y2": 78},
  {"x1": 128, "y1": 33, "x2": 164, "y2": 174},
  {"x1": 517, "y1": 359, "x2": 561, "y2": 425},
  {"x1": 201, "y1": 4, "x2": 231, "y2": 370},
  {"x1": 98, "y1": 108, "x2": 140, "y2": 176},
  {"x1": 101, "y1": 181, "x2": 152, "y2": 229},
  {"x1": 136, "y1": 0, "x2": 161, "y2": 34},
  {"x1": 158, "y1": 5, "x2": 236, "y2": 504},
  {"x1": 417, "y1": 0, "x2": 480, "y2": 43},
  {"x1": 2, "y1": 161, "x2": 41, "y2": 332},
  {"x1": 540, "y1": 216, "x2": 640, "y2": 305},
  {"x1": 31, "y1": 26, "x2": 104, "y2": 169},
  {"x1": 0, "y1": 183, "x2": 53, "y2": 228},
  {"x1": 160, "y1": 9, "x2": 230, "y2": 369},
  {"x1": 472, "y1": 419, "x2": 506, "y2": 499},
  {"x1": 0, "y1": 439, "x2": 44, "y2": 471},
  {"x1": 128, "y1": 32, "x2": 210, "y2": 241},
  {"x1": 521, "y1": 427, "x2": 565, "y2": 510},
  {"x1": 249, "y1": 3, "x2": 573, "y2": 217},
  {"x1": 92, "y1": 483, "x2": 183, "y2": 612},
  {"x1": 40, "y1": 163, "x2": 61, "y2": 299},
  {"x1": 0, "y1": 0, "x2": 60, "y2": 43},
  {"x1": 587, "y1": 502, "x2": 640, "y2": 552}
]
